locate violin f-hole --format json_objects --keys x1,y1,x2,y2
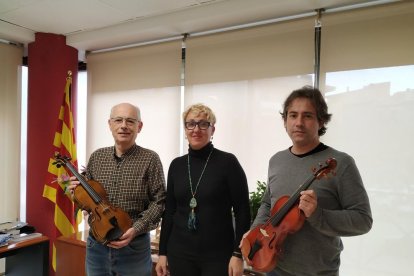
[{"x1": 267, "y1": 232, "x2": 276, "y2": 250}]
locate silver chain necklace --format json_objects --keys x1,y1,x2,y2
[{"x1": 187, "y1": 148, "x2": 213, "y2": 230}]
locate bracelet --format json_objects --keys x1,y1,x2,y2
[{"x1": 232, "y1": 251, "x2": 243, "y2": 259}]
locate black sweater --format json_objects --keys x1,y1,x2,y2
[{"x1": 159, "y1": 143, "x2": 251, "y2": 261}]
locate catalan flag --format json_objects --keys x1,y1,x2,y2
[{"x1": 42, "y1": 71, "x2": 80, "y2": 272}]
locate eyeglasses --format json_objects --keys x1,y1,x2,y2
[
  {"x1": 184, "y1": 121, "x2": 211, "y2": 130},
  {"x1": 110, "y1": 117, "x2": 139, "y2": 126}
]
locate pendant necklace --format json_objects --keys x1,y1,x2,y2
[{"x1": 187, "y1": 148, "x2": 214, "y2": 231}]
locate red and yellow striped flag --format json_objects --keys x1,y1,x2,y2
[{"x1": 42, "y1": 71, "x2": 81, "y2": 272}]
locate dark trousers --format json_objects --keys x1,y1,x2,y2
[{"x1": 167, "y1": 254, "x2": 229, "y2": 276}]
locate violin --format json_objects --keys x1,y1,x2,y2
[
  {"x1": 241, "y1": 158, "x2": 337, "y2": 272},
  {"x1": 53, "y1": 153, "x2": 132, "y2": 245}
]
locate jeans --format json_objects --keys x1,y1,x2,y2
[{"x1": 86, "y1": 233, "x2": 152, "y2": 276}]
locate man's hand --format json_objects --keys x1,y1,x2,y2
[
  {"x1": 107, "y1": 227, "x2": 137, "y2": 249},
  {"x1": 299, "y1": 190, "x2": 318, "y2": 217},
  {"x1": 67, "y1": 176, "x2": 79, "y2": 195}
]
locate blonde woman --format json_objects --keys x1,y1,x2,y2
[{"x1": 156, "y1": 104, "x2": 251, "y2": 276}]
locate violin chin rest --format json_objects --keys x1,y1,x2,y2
[{"x1": 106, "y1": 226, "x2": 123, "y2": 241}]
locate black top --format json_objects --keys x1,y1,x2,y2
[{"x1": 159, "y1": 142, "x2": 251, "y2": 261}]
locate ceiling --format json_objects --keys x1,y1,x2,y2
[{"x1": 0, "y1": 0, "x2": 397, "y2": 60}]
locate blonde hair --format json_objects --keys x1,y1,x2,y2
[{"x1": 182, "y1": 103, "x2": 216, "y2": 125}]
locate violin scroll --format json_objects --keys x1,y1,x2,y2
[
  {"x1": 313, "y1": 158, "x2": 337, "y2": 180},
  {"x1": 53, "y1": 152, "x2": 71, "y2": 168}
]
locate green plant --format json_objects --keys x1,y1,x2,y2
[{"x1": 249, "y1": 180, "x2": 267, "y2": 221}]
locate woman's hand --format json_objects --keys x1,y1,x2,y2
[
  {"x1": 228, "y1": 256, "x2": 244, "y2": 276},
  {"x1": 155, "y1": 255, "x2": 169, "y2": 276}
]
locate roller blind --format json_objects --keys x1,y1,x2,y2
[
  {"x1": 87, "y1": 41, "x2": 182, "y2": 91},
  {"x1": 0, "y1": 43, "x2": 23, "y2": 222},
  {"x1": 86, "y1": 40, "x2": 182, "y2": 169},
  {"x1": 186, "y1": 17, "x2": 315, "y2": 85},
  {"x1": 321, "y1": 1, "x2": 414, "y2": 74}
]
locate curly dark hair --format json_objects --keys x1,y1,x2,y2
[{"x1": 280, "y1": 86, "x2": 332, "y2": 136}]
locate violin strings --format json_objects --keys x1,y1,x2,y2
[
  {"x1": 66, "y1": 161, "x2": 102, "y2": 203},
  {"x1": 270, "y1": 174, "x2": 316, "y2": 226}
]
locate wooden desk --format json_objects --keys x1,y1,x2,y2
[
  {"x1": 55, "y1": 231, "x2": 158, "y2": 276},
  {"x1": 0, "y1": 235, "x2": 49, "y2": 276}
]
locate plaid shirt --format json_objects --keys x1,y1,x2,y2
[{"x1": 84, "y1": 144, "x2": 166, "y2": 234}]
